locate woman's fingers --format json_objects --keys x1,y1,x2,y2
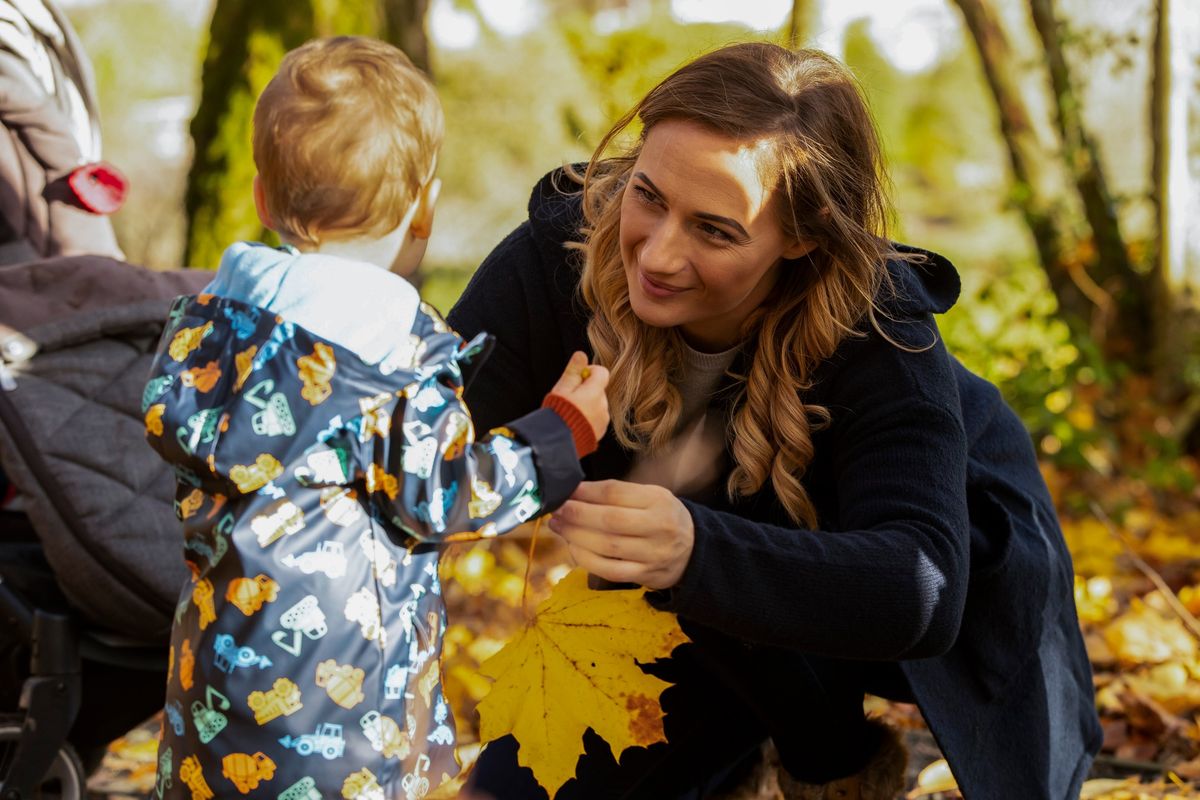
[
  {"x1": 551, "y1": 479, "x2": 695, "y2": 590},
  {"x1": 565, "y1": 543, "x2": 643, "y2": 585},
  {"x1": 553, "y1": 498, "x2": 644, "y2": 536},
  {"x1": 551, "y1": 519, "x2": 637, "y2": 561},
  {"x1": 569, "y1": 479, "x2": 657, "y2": 508}
]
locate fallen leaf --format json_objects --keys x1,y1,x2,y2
[
  {"x1": 1079, "y1": 777, "x2": 1138, "y2": 799},
  {"x1": 1077, "y1": 575, "x2": 1119, "y2": 625},
  {"x1": 906, "y1": 758, "x2": 958, "y2": 798},
  {"x1": 1120, "y1": 683, "x2": 1192, "y2": 739},
  {"x1": 1104, "y1": 600, "x2": 1198, "y2": 667},
  {"x1": 1126, "y1": 663, "x2": 1200, "y2": 715},
  {"x1": 1101, "y1": 717, "x2": 1128, "y2": 752},
  {"x1": 1175, "y1": 755, "x2": 1200, "y2": 781},
  {"x1": 475, "y1": 568, "x2": 688, "y2": 796}
]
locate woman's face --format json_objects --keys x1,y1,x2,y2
[{"x1": 619, "y1": 119, "x2": 813, "y2": 351}]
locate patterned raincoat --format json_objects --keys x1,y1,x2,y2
[{"x1": 143, "y1": 243, "x2": 582, "y2": 800}]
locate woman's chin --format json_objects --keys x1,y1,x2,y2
[{"x1": 627, "y1": 294, "x2": 681, "y2": 330}]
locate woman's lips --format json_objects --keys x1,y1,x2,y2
[{"x1": 639, "y1": 270, "x2": 688, "y2": 299}]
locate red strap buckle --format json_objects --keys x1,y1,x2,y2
[{"x1": 67, "y1": 161, "x2": 128, "y2": 214}]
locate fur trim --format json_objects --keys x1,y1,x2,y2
[{"x1": 712, "y1": 719, "x2": 908, "y2": 800}]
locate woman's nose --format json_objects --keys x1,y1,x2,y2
[{"x1": 638, "y1": 219, "x2": 687, "y2": 275}]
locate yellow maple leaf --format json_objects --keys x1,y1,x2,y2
[
  {"x1": 1104, "y1": 598, "x2": 1198, "y2": 666},
  {"x1": 476, "y1": 568, "x2": 688, "y2": 796}
]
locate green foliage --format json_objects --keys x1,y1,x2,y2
[
  {"x1": 427, "y1": 29, "x2": 592, "y2": 271},
  {"x1": 557, "y1": 11, "x2": 748, "y2": 147},
  {"x1": 940, "y1": 255, "x2": 1094, "y2": 459},
  {"x1": 843, "y1": 21, "x2": 1011, "y2": 232},
  {"x1": 942, "y1": 255, "x2": 1191, "y2": 489},
  {"x1": 69, "y1": 2, "x2": 195, "y2": 104},
  {"x1": 424, "y1": 12, "x2": 752, "y2": 280}
]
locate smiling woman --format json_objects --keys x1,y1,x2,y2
[
  {"x1": 618, "y1": 124, "x2": 814, "y2": 352},
  {"x1": 449, "y1": 41, "x2": 1100, "y2": 800}
]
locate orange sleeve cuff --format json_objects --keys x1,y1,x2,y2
[{"x1": 541, "y1": 393, "x2": 598, "y2": 458}]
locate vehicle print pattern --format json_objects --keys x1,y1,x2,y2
[{"x1": 144, "y1": 294, "x2": 546, "y2": 797}]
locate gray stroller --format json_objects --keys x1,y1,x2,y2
[{"x1": 0, "y1": 255, "x2": 208, "y2": 798}]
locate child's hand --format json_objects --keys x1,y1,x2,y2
[{"x1": 548, "y1": 351, "x2": 609, "y2": 443}]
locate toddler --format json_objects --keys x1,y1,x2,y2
[{"x1": 143, "y1": 36, "x2": 607, "y2": 799}]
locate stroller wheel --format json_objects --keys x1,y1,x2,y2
[{"x1": 0, "y1": 719, "x2": 88, "y2": 800}]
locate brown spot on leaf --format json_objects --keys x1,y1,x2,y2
[{"x1": 625, "y1": 693, "x2": 664, "y2": 745}]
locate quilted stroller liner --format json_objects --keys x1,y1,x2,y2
[{"x1": 0, "y1": 255, "x2": 210, "y2": 640}]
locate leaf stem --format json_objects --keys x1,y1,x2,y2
[{"x1": 522, "y1": 516, "x2": 544, "y2": 615}]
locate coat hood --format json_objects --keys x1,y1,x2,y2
[
  {"x1": 206, "y1": 241, "x2": 422, "y2": 366},
  {"x1": 524, "y1": 166, "x2": 962, "y2": 321},
  {"x1": 884, "y1": 243, "x2": 962, "y2": 317},
  {"x1": 143, "y1": 291, "x2": 484, "y2": 500}
]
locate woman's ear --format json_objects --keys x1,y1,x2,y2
[
  {"x1": 783, "y1": 238, "x2": 818, "y2": 260},
  {"x1": 252, "y1": 175, "x2": 274, "y2": 230},
  {"x1": 409, "y1": 177, "x2": 441, "y2": 240}
]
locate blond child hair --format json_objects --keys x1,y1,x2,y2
[{"x1": 251, "y1": 35, "x2": 444, "y2": 247}]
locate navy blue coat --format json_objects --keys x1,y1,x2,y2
[{"x1": 448, "y1": 170, "x2": 1102, "y2": 799}]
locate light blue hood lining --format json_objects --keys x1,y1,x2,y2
[{"x1": 204, "y1": 241, "x2": 421, "y2": 367}]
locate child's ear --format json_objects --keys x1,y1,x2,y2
[
  {"x1": 409, "y1": 177, "x2": 441, "y2": 240},
  {"x1": 253, "y1": 175, "x2": 274, "y2": 230}
]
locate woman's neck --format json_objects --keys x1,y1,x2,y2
[{"x1": 680, "y1": 324, "x2": 741, "y2": 353}]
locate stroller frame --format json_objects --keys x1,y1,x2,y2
[{"x1": 0, "y1": 569, "x2": 84, "y2": 799}]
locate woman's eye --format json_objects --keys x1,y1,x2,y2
[
  {"x1": 633, "y1": 185, "x2": 660, "y2": 205},
  {"x1": 698, "y1": 222, "x2": 734, "y2": 243}
]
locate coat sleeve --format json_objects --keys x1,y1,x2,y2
[
  {"x1": 362, "y1": 353, "x2": 582, "y2": 543},
  {"x1": 650, "y1": 321, "x2": 971, "y2": 661}
]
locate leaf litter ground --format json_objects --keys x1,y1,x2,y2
[{"x1": 89, "y1": 490, "x2": 1200, "y2": 799}]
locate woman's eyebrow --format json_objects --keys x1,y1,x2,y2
[
  {"x1": 695, "y1": 212, "x2": 749, "y2": 239},
  {"x1": 634, "y1": 171, "x2": 664, "y2": 197},
  {"x1": 634, "y1": 171, "x2": 749, "y2": 238}
]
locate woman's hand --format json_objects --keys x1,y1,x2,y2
[{"x1": 548, "y1": 479, "x2": 695, "y2": 590}]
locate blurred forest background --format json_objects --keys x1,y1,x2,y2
[{"x1": 69, "y1": 0, "x2": 1200, "y2": 796}]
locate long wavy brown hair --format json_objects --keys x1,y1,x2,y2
[{"x1": 573, "y1": 42, "x2": 910, "y2": 528}]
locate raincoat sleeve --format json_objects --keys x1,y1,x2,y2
[{"x1": 338, "y1": 334, "x2": 582, "y2": 545}]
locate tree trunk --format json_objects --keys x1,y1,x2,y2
[
  {"x1": 382, "y1": 0, "x2": 431, "y2": 74},
  {"x1": 1152, "y1": 0, "x2": 1200, "y2": 421},
  {"x1": 185, "y1": 1, "x2": 311, "y2": 268},
  {"x1": 948, "y1": 0, "x2": 1096, "y2": 328},
  {"x1": 185, "y1": 1, "x2": 431, "y2": 268},
  {"x1": 1027, "y1": 0, "x2": 1149, "y2": 363}
]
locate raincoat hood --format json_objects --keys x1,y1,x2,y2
[
  {"x1": 205, "y1": 241, "x2": 422, "y2": 367},
  {"x1": 144, "y1": 290, "x2": 481, "y2": 504}
]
